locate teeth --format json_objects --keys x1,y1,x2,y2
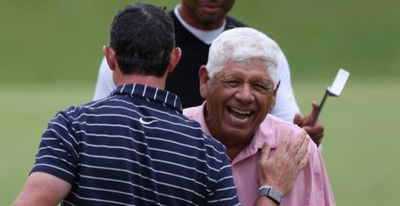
[{"x1": 230, "y1": 107, "x2": 251, "y2": 115}]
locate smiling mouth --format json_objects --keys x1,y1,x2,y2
[{"x1": 228, "y1": 107, "x2": 253, "y2": 121}]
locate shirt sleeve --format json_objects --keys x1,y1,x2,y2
[
  {"x1": 269, "y1": 50, "x2": 300, "y2": 123},
  {"x1": 31, "y1": 110, "x2": 80, "y2": 184},
  {"x1": 93, "y1": 57, "x2": 116, "y2": 100}
]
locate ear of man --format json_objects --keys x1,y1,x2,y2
[
  {"x1": 198, "y1": 65, "x2": 210, "y2": 99},
  {"x1": 103, "y1": 46, "x2": 117, "y2": 72},
  {"x1": 166, "y1": 47, "x2": 182, "y2": 74},
  {"x1": 268, "y1": 80, "x2": 280, "y2": 111}
]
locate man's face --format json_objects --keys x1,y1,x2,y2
[
  {"x1": 181, "y1": 0, "x2": 235, "y2": 29},
  {"x1": 201, "y1": 58, "x2": 276, "y2": 144}
]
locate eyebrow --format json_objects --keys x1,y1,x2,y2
[{"x1": 219, "y1": 73, "x2": 272, "y2": 82}]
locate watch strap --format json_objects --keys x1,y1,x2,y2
[{"x1": 257, "y1": 185, "x2": 283, "y2": 205}]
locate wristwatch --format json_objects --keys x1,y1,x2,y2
[{"x1": 257, "y1": 185, "x2": 283, "y2": 205}]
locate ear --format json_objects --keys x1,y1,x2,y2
[
  {"x1": 269, "y1": 80, "x2": 280, "y2": 111},
  {"x1": 199, "y1": 65, "x2": 210, "y2": 98},
  {"x1": 166, "y1": 47, "x2": 182, "y2": 74},
  {"x1": 103, "y1": 46, "x2": 117, "y2": 71}
]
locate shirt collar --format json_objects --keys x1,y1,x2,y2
[{"x1": 111, "y1": 84, "x2": 183, "y2": 112}]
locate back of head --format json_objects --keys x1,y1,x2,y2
[
  {"x1": 109, "y1": 3, "x2": 175, "y2": 77},
  {"x1": 206, "y1": 27, "x2": 280, "y2": 88}
]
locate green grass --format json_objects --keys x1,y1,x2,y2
[
  {"x1": 1, "y1": 80, "x2": 399, "y2": 205},
  {"x1": 293, "y1": 78, "x2": 400, "y2": 205},
  {"x1": 0, "y1": 84, "x2": 93, "y2": 205}
]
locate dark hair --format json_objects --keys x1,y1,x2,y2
[{"x1": 109, "y1": 3, "x2": 175, "y2": 77}]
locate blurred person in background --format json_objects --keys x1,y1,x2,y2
[{"x1": 93, "y1": 0, "x2": 325, "y2": 146}]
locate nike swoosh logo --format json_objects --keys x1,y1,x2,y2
[{"x1": 139, "y1": 117, "x2": 158, "y2": 125}]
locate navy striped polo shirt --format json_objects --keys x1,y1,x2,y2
[{"x1": 32, "y1": 84, "x2": 239, "y2": 206}]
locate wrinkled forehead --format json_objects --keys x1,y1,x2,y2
[
  {"x1": 218, "y1": 57, "x2": 270, "y2": 75},
  {"x1": 211, "y1": 58, "x2": 274, "y2": 85}
]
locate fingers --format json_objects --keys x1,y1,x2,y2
[
  {"x1": 303, "y1": 124, "x2": 324, "y2": 146},
  {"x1": 275, "y1": 131, "x2": 292, "y2": 155},
  {"x1": 287, "y1": 131, "x2": 309, "y2": 164},
  {"x1": 311, "y1": 101, "x2": 320, "y2": 116},
  {"x1": 294, "y1": 135, "x2": 309, "y2": 161},
  {"x1": 309, "y1": 131, "x2": 323, "y2": 146},
  {"x1": 303, "y1": 101, "x2": 321, "y2": 126},
  {"x1": 311, "y1": 101, "x2": 320, "y2": 111},
  {"x1": 260, "y1": 143, "x2": 271, "y2": 163},
  {"x1": 286, "y1": 131, "x2": 306, "y2": 158},
  {"x1": 293, "y1": 113, "x2": 304, "y2": 127},
  {"x1": 298, "y1": 152, "x2": 310, "y2": 170}
]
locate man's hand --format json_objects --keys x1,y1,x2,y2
[
  {"x1": 294, "y1": 101, "x2": 324, "y2": 146},
  {"x1": 256, "y1": 131, "x2": 310, "y2": 196}
]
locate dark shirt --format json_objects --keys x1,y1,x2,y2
[
  {"x1": 32, "y1": 84, "x2": 239, "y2": 205},
  {"x1": 166, "y1": 11, "x2": 246, "y2": 108}
]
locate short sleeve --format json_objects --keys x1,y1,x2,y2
[
  {"x1": 206, "y1": 137, "x2": 240, "y2": 206},
  {"x1": 31, "y1": 110, "x2": 80, "y2": 184}
]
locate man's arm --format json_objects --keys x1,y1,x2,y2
[
  {"x1": 13, "y1": 172, "x2": 71, "y2": 206},
  {"x1": 255, "y1": 131, "x2": 310, "y2": 206},
  {"x1": 14, "y1": 110, "x2": 78, "y2": 206},
  {"x1": 93, "y1": 57, "x2": 116, "y2": 100}
]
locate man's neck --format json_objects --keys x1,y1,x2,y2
[
  {"x1": 115, "y1": 74, "x2": 167, "y2": 90},
  {"x1": 221, "y1": 138, "x2": 252, "y2": 160}
]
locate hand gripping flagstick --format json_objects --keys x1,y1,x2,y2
[{"x1": 311, "y1": 68, "x2": 350, "y2": 125}]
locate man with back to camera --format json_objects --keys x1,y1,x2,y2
[
  {"x1": 183, "y1": 27, "x2": 336, "y2": 205},
  {"x1": 13, "y1": 3, "x2": 240, "y2": 205},
  {"x1": 13, "y1": 3, "x2": 310, "y2": 206},
  {"x1": 93, "y1": 0, "x2": 325, "y2": 146}
]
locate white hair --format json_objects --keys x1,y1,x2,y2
[{"x1": 206, "y1": 27, "x2": 281, "y2": 88}]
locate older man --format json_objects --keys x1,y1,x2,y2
[{"x1": 184, "y1": 28, "x2": 336, "y2": 206}]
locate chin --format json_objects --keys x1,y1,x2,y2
[{"x1": 224, "y1": 129, "x2": 252, "y2": 141}]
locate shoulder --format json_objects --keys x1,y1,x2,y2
[
  {"x1": 61, "y1": 99, "x2": 103, "y2": 118},
  {"x1": 225, "y1": 15, "x2": 247, "y2": 28},
  {"x1": 265, "y1": 115, "x2": 319, "y2": 152},
  {"x1": 50, "y1": 97, "x2": 118, "y2": 126},
  {"x1": 260, "y1": 114, "x2": 303, "y2": 135},
  {"x1": 258, "y1": 115, "x2": 316, "y2": 149}
]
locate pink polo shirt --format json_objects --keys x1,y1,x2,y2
[{"x1": 184, "y1": 104, "x2": 335, "y2": 206}]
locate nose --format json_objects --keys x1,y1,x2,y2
[{"x1": 234, "y1": 84, "x2": 255, "y2": 103}]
